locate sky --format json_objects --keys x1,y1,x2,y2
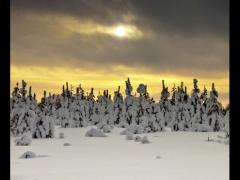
[{"x1": 10, "y1": 0, "x2": 229, "y2": 106}]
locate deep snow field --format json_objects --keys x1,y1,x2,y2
[{"x1": 11, "y1": 126, "x2": 229, "y2": 180}]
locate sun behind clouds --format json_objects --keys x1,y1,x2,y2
[{"x1": 114, "y1": 26, "x2": 126, "y2": 37}]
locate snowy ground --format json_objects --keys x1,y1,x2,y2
[{"x1": 11, "y1": 126, "x2": 229, "y2": 180}]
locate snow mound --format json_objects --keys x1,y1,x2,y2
[
  {"x1": 134, "y1": 135, "x2": 142, "y2": 142},
  {"x1": 63, "y1": 143, "x2": 71, "y2": 146},
  {"x1": 102, "y1": 125, "x2": 111, "y2": 133},
  {"x1": 206, "y1": 136, "x2": 214, "y2": 142},
  {"x1": 156, "y1": 155, "x2": 162, "y2": 159},
  {"x1": 163, "y1": 127, "x2": 172, "y2": 132},
  {"x1": 217, "y1": 135, "x2": 225, "y2": 139},
  {"x1": 141, "y1": 135, "x2": 150, "y2": 144},
  {"x1": 59, "y1": 132, "x2": 65, "y2": 139},
  {"x1": 120, "y1": 129, "x2": 129, "y2": 135},
  {"x1": 20, "y1": 151, "x2": 36, "y2": 159},
  {"x1": 196, "y1": 124, "x2": 213, "y2": 132},
  {"x1": 15, "y1": 132, "x2": 32, "y2": 146},
  {"x1": 126, "y1": 132, "x2": 134, "y2": 140},
  {"x1": 85, "y1": 128, "x2": 107, "y2": 137}
]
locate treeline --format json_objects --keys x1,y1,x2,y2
[{"x1": 10, "y1": 78, "x2": 229, "y2": 138}]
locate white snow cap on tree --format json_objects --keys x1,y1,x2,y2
[{"x1": 137, "y1": 84, "x2": 147, "y2": 95}]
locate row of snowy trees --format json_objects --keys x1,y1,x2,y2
[
  {"x1": 10, "y1": 81, "x2": 54, "y2": 138},
  {"x1": 10, "y1": 78, "x2": 229, "y2": 138}
]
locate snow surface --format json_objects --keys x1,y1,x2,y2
[{"x1": 11, "y1": 126, "x2": 229, "y2": 180}]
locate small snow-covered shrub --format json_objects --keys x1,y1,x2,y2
[
  {"x1": 134, "y1": 135, "x2": 142, "y2": 142},
  {"x1": 15, "y1": 132, "x2": 32, "y2": 146},
  {"x1": 163, "y1": 127, "x2": 172, "y2": 132},
  {"x1": 224, "y1": 139, "x2": 229, "y2": 145},
  {"x1": 85, "y1": 127, "x2": 107, "y2": 137},
  {"x1": 144, "y1": 127, "x2": 152, "y2": 133},
  {"x1": 96, "y1": 122, "x2": 104, "y2": 129},
  {"x1": 20, "y1": 151, "x2": 36, "y2": 159},
  {"x1": 225, "y1": 131, "x2": 229, "y2": 138},
  {"x1": 156, "y1": 155, "x2": 162, "y2": 159},
  {"x1": 126, "y1": 132, "x2": 133, "y2": 140},
  {"x1": 118, "y1": 121, "x2": 129, "y2": 128},
  {"x1": 102, "y1": 124, "x2": 111, "y2": 133},
  {"x1": 185, "y1": 127, "x2": 197, "y2": 132},
  {"x1": 217, "y1": 135, "x2": 225, "y2": 139},
  {"x1": 63, "y1": 142, "x2": 71, "y2": 146},
  {"x1": 120, "y1": 129, "x2": 129, "y2": 135},
  {"x1": 129, "y1": 124, "x2": 144, "y2": 134},
  {"x1": 197, "y1": 124, "x2": 213, "y2": 132},
  {"x1": 59, "y1": 132, "x2": 64, "y2": 139},
  {"x1": 141, "y1": 135, "x2": 150, "y2": 144}
]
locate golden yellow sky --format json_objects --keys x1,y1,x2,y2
[{"x1": 10, "y1": 65, "x2": 229, "y2": 106}]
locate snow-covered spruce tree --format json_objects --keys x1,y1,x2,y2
[
  {"x1": 159, "y1": 80, "x2": 171, "y2": 128},
  {"x1": 147, "y1": 98, "x2": 161, "y2": 132},
  {"x1": 10, "y1": 82, "x2": 21, "y2": 111},
  {"x1": 199, "y1": 86, "x2": 208, "y2": 123},
  {"x1": 69, "y1": 86, "x2": 82, "y2": 127},
  {"x1": 103, "y1": 90, "x2": 115, "y2": 127},
  {"x1": 91, "y1": 91, "x2": 105, "y2": 127},
  {"x1": 136, "y1": 84, "x2": 159, "y2": 133},
  {"x1": 181, "y1": 84, "x2": 192, "y2": 131},
  {"x1": 71, "y1": 84, "x2": 89, "y2": 127},
  {"x1": 85, "y1": 87, "x2": 95, "y2": 125},
  {"x1": 10, "y1": 80, "x2": 36, "y2": 136},
  {"x1": 59, "y1": 96, "x2": 71, "y2": 128},
  {"x1": 95, "y1": 90, "x2": 114, "y2": 129},
  {"x1": 124, "y1": 83, "x2": 147, "y2": 134},
  {"x1": 52, "y1": 94, "x2": 63, "y2": 125},
  {"x1": 223, "y1": 104, "x2": 229, "y2": 137},
  {"x1": 184, "y1": 89, "x2": 194, "y2": 131},
  {"x1": 155, "y1": 100, "x2": 165, "y2": 131},
  {"x1": 205, "y1": 83, "x2": 222, "y2": 131},
  {"x1": 55, "y1": 82, "x2": 73, "y2": 128},
  {"x1": 31, "y1": 91, "x2": 55, "y2": 138},
  {"x1": 135, "y1": 84, "x2": 148, "y2": 132},
  {"x1": 171, "y1": 82, "x2": 185, "y2": 131},
  {"x1": 113, "y1": 86, "x2": 124, "y2": 126},
  {"x1": 122, "y1": 78, "x2": 135, "y2": 126},
  {"x1": 189, "y1": 79, "x2": 200, "y2": 124},
  {"x1": 32, "y1": 109, "x2": 55, "y2": 138},
  {"x1": 26, "y1": 86, "x2": 38, "y2": 111}
]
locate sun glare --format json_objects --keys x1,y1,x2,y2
[{"x1": 115, "y1": 26, "x2": 126, "y2": 37}]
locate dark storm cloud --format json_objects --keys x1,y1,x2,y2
[
  {"x1": 11, "y1": 0, "x2": 229, "y2": 37},
  {"x1": 128, "y1": 0, "x2": 229, "y2": 38},
  {"x1": 11, "y1": 0, "x2": 229, "y2": 77},
  {"x1": 11, "y1": 0, "x2": 131, "y2": 25}
]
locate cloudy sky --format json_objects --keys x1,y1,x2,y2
[{"x1": 10, "y1": 0, "x2": 229, "y2": 106}]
